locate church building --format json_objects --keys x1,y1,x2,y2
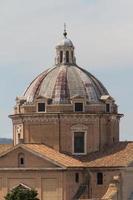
[{"x1": 0, "y1": 29, "x2": 133, "y2": 200}]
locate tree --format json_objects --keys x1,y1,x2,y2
[{"x1": 5, "y1": 184, "x2": 39, "y2": 200}]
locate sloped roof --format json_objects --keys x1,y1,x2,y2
[
  {"x1": 0, "y1": 143, "x2": 84, "y2": 168},
  {"x1": 24, "y1": 144, "x2": 84, "y2": 168},
  {"x1": 79, "y1": 142, "x2": 133, "y2": 168},
  {"x1": 0, "y1": 142, "x2": 133, "y2": 168},
  {"x1": 0, "y1": 144, "x2": 13, "y2": 154}
]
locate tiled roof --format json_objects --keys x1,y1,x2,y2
[
  {"x1": 0, "y1": 144, "x2": 13, "y2": 155},
  {"x1": 1, "y1": 142, "x2": 133, "y2": 168},
  {"x1": 23, "y1": 144, "x2": 84, "y2": 168},
  {"x1": 79, "y1": 142, "x2": 133, "y2": 167}
]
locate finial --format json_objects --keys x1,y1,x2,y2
[{"x1": 63, "y1": 23, "x2": 67, "y2": 38}]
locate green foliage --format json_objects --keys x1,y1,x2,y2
[{"x1": 5, "y1": 185, "x2": 39, "y2": 200}]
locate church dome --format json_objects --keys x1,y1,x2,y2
[
  {"x1": 23, "y1": 29, "x2": 109, "y2": 104},
  {"x1": 24, "y1": 65, "x2": 109, "y2": 104}
]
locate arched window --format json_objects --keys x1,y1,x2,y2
[
  {"x1": 18, "y1": 153, "x2": 25, "y2": 167},
  {"x1": 20, "y1": 157, "x2": 24, "y2": 165},
  {"x1": 97, "y1": 172, "x2": 103, "y2": 185},
  {"x1": 66, "y1": 51, "x2": 69, "y2": 63},
  {"x1": 60, "y1": 51, "x2": 63, "y2": 63}
]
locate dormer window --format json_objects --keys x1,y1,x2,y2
[
  {"x1": 38, "y1": 102, "x2": 45, "y2": 112},
  {"x1": 75, "y1": 102, "x2": 83, "y2": 112},
  {"x1": 106, "y1": 103, "x2": 110, "y2": 113}
]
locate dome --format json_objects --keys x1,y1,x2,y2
[
  {"x1": 24, "y1": 65, "x2": 109, "y2": 104},
  {"x1": 57, "y1": 38, "x2": 74, "y2": 47},
  {"x1": 23, "y1": 30, "x2": 109, "y2": 104}
]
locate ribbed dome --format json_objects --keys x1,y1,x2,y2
[{"x1": 24, "y1": 65, "x2": 109, "y2": 104}]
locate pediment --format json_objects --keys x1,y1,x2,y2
[
  {"x1": 36, "y1": 95, "x2": 48, "y2": 100},
  {"x1": 100, "y1": 95, "x2": 114, "y2": 102},
  {"x1": 12, "y1": 183, "x2": 31, "y2": 190},
  {"x1": 71, "y1": 95, "x2": 84, "y2": 99},
  {"x1": 0, "y1": 145, "x2": 63, "y2": 169}
]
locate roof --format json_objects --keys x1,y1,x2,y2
[
  {"x1": 24, "y1": 144, "x2": 84, "y2": 168},
  {"x1": 23, "y1": 65, "x2": 109, "y2": 104},
  {"x1": 56, "y1": 37, "x2": 74, "y2": 47},
  {"x1": 0, "y1": 143, "x2": 84, "y2": 168},
  {"x1": 0, "y1": 144, "x2": 13, "y2": 154},
  {"x1": 79, "y1": 142, "x2": 133, "y2": 168},
  {"x1": 1, "y1": 142, "x2": 133, "y2": 169},
  {"x1": 100, "y1": 95, "x2": 114, "y2": 101}
]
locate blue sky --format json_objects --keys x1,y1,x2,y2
[{"x1": 0, "y1": 0, "x2": 133, "y2": 140}]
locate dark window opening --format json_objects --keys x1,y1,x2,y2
[
  {"x1": 106, "y1": 103, "x2": 110, "y2": 113},
  {"x1": 74, "y1": 132, "x2": 85, "y2": 154},
  {"x1": 38, "y1": 103, "x2": 45, "y2": 112},
  {"x1": 113, "y1": 137, "x2": 115, "y2": 142},
  {"x1": 75, "y1": 173, "x2": 79, "y2": 183},
  {"x1": 47, "y1": 98, "x2": 52, "y2": 105},
  {"x1": 60, "y1": 51, "x2": 63, "y2": 63},
  {"x1": 66, "y1": 51, "x2": 69, "y2": 63},
  {"x1": 97, "y1": 172, "x2": 103, "y2": 185},
  {"x1": 71, "y1": 51, "x2": 73, "y2": 59},
  {"x1": 75, "y1": 103, "x2": 83, "y2": 112},
  {"x1": 18, "y1": 153, "x2": 25, "y2": 167},
  {"x1": 20, "y1": 158, "x2": 24, "y2": 165}
]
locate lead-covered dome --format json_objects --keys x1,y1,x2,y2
[
  {"x1": 57, "y1": 38, "x2": 74, "y2": 47},
  {"x1": 23, "y1": 30, "x2": 109, "y2": 104},
  {"x1": 24, "y1": 65, "x2": 109, "y2": 104}
]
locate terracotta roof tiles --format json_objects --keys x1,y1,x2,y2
[
  {"x1": 23, "y1": 144, "x2": 84, "y2": 168},
  {"x1": 0, "y1": 142, "x2": 133, "y2": 168},
  {"x1": 79, "y1": 142, "x2": 133, "y2": 167},
  {"x1": 0, "y1": 144, "x2": 13, "y2": 155}
]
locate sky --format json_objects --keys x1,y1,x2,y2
[{"x1": 0, "y1": 0, "x2": 133, "y2": 140}]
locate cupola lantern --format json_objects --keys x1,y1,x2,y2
[{"x1": 55, "y1": 26, "x2": 76, "y2": 65}]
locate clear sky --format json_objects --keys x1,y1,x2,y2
[{"x1": 0, "y1": 0, "x2": 133, "y2": 140}]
